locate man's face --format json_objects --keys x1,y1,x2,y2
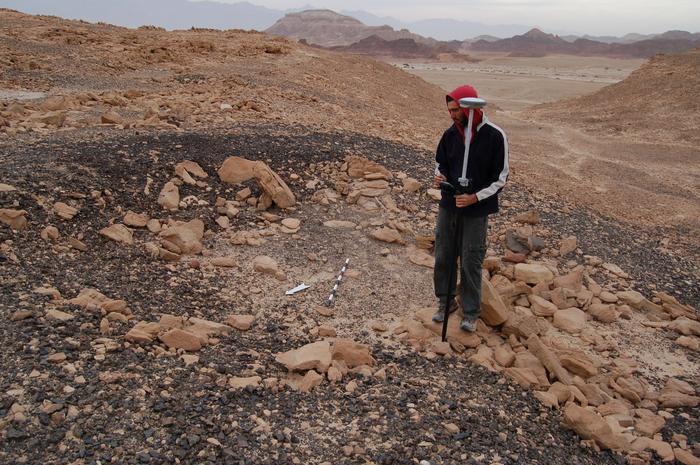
[{"x1": 447, "y1": 100, "x2": 466, "y2": 126}]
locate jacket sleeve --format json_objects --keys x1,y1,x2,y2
[
  {"x1": 475, "y1": 126, "x2": 509, "y2": 202},
  {"x1": 435, "y1": 133, "x2": 449, "y2": 177}
]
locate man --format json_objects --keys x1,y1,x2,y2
[{"x1": 432, "y1": 85, "x2": 509, "y2": 331}]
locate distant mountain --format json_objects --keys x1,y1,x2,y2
[
  {"x1": 468, "y1": 28, "x2": 700, "y2": 58},
  {"x1": 0, "y1": 0, "x2": 282, "y2": 30},
  {"x1": 328, "y1": 35, "x2": 446, "y2": 59},
  {"x1": 266, "y1": 9, "x2": 438, "y2": 47}
]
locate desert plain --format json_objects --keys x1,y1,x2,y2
[{"x1": 0, "y1": 8, "x2": 699, "y2": 465}]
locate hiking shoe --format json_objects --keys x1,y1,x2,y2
[
  {"x1": 432, "y1": 302, "x2": 457, "y2": 322},
  {"x1": 460, "y1": 319, "x2": 476, "y2": 332}
]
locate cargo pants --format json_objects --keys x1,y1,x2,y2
[{"x1": 433, "y1": 207, "x2": 488, "y2": 322}]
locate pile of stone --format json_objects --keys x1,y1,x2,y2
[{"x1": 274, "y1": 338, "x2": 378, "y2": 393}]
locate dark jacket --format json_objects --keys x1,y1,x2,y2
[{"x1": 436, "y1": 116, "x2": 509, "y2": 216}]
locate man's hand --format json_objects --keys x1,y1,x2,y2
[
  {"x1": 433, "y1": 174, "x2": 446, "y2": 188},
  {"x1": 455, "y1": 193, "x2": 478, "y2": 208}
]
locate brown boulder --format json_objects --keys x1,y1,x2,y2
[
  {"x1": 331, "y1": 339, "x2": 374, "y2": 368},
  {"x1": 345, "y1": 155, "x2": 392, "y2": 180},
  {"x1": 158, "y1": 181, "x2": 180, "y2": 211},
  {"x1": 275, "y1": 341, "x2": 332, "y2": 373},
  {"x1": 159, "y1": 219, "x2": 204, "y2": 255},
  {"x1": 159, "y1": 329, "x2": 202, "y2": 351},
  {"x1": 562, "y1": 404, "x2": 630, "y2": 451},
  {"x1": 99, "y1": 224, "x2": 133, "y2": 244},
  {"x1": 0, "y1": 209, "x2": 28, "y2": 230},
  {"x1": 227, "y1": 314, "x2": 255, "y2": 331}
]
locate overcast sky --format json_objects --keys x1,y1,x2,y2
[{"x1": 223, "y1": 0, "x2": 700, "y2": 35}]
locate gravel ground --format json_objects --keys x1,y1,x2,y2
[{"x1": 0, "y1": 125, "x2": 697, "y2": 465}]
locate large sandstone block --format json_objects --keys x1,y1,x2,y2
[
  {"x1": 514, "y1": 263, "x2": 553, "y2": 284},
  {"x1": 159, "y1": 219, "x2": 204, "y2": 255},
  {"x1": 276, "y1": 341, "x2": 332, "y2": 373},
  {"x1": 562, "y1": 404, "x2": 630, "y2": 451},
  {"x1": 481, "y1": 278, "x2": 510, "y2": 326}
]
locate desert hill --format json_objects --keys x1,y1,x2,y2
[
  {"x1": 266, "y1": 9, "x2": 438, "y2": 48},
  {"x1": 532, "y1": 46, "x2": 700, "y2": 145},
  {"x1": 469, "y1": 28, "x2": 700, "y2": 58},
  {"x1": 0, "y1": 9, "x2": 699, "y2": 465},
  {"x1": 327, "y1": 35, "x2": 477, "y2": 61},
  {"x1": 0, "y1": 8, "x2": 446, "y2": 149}
]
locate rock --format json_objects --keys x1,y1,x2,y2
[
  {"x1": 252, "y1": 255, "x2": 281, "y2": 277},
  {"x1": 48, "y1": 352, "x2": 67, "y2": 364},
  {"x1": 402, "y1": 177, "x2": 421, "y2": 192},
  {"x1": 502, "y1": 313, "x2": 549, "y2": 339},
  {"x1": 559, "y1": 352, "x2": 597, "y2": 378},
  {"x1": 0, "y1": 209, "x2": 28, "y2": 230},
  {"x1": 407, "y1": 247, "x2": 434, "y2": 268},
  {"x1": 559, "y1": 236, "x2": 577, "y2": 256},
  {"x1": 227, "y1": 314, "x2": 255, "y2": 331},
  {"x1": 514, "y1": 263, "x2": 553, "y2": 284},
  {"x1": 33, "y1": 111, "x2": 66, "y2": 127},
  {"x1": 562, "y1": 404, "x2": 630, "y2": 451},
  {"x1": 101, "y1": 110, "x2": 124, "y2": 125},
  {"x1": 553, "y1": 268, "x2": 584, "y2": 291},
  {"x1": 677, "y1": 336, "x2": 700, "y2": 351},
  {"x1": 219, "y1": 156, "x2": 295, "y2": 208},
  {"x1": 40, "y1": 226, "x2": 60, "y2": 241},
  {"x1": 54, "y1": 202, "x2": 79, "y2": 220},
  {"x1": 634, "y1": 411, "x2": 666, "y2": 437},
  {"x1": 658, "y1": 391, "x2": 699, "y2": 408},
  {"x1": 588, "y1": 303, "x2": 619, "y2": 323},
  {"x1": 315, "y1": 305, "x2": 334, "y2": 317},
  {"x1": 505, "y1": 367, "x2": 540, "y2": 388},
  {"x1": 526, "y1": 335, "x2": 573, "y2": 385},
  {"x1": 494, "y1": 345, "x2": 516, "y2": 367},
  {"x1": 370, "y1": 227, "x2": 403, "y2": 244},
  {"x1": 281, "y1": 218, "x2": 300, "y2": 230},
  {"x1": 123, "y1": 211, "x2": 150, "y2": 227},
  {"x1": 0, "y1": 183, "x2": 16, "y2": 192},
  {"x1": 318, "y1": 325, "x2": 337, "y2": 337},
  {"x1": 99, "y1": 224, "x2": 133, "y2": 244},
  {"x1": 229, "y1": 376, "x2": 262, "y2": 390},
  {"x1": 431, "y1": 341, "x2": 451, "y2": 355},
  {"x1": 146, "y1": 219, "x2": 161, "y2": 233},
  {"x1": 218, "y1": 157, "x2": 258, "y2": 184},
  {"x1": 158, "y1": 181, "x2": 180, "y2": 211},
  {"x1": 294, "y1": 370, "x2": 324, "y2": 393},
  {"x1": 211, "y1": 257, "x2": 237, "y2": 268},
  {"x1": 528, "y1": 294, "x2": 558, "y2": 317},
  {"x1": 125, "y1": 321, "x2": 161, "y2": 344},
  {"x1": 45, "y1": 309, "x2": 74, "y2": 321},
  {"x1": 323, "y1": 220, "x2": 356, "y2": 229},
  {"x1": 631, "y1": 438, "x2": 674, "y2": 462},
  {"x1": 674, "y1": 448, "x2": 700, "y2": 465},
  {"x1": 506, "y1": 230, "x2": 530, "y2": 255},
  {"x1": 160, "y1": 219, "x2": 204, "y2": 254},
  {"x1": 602, "y1": 262, "x2": 628, "y2": 278},
  {"x1": 427, "y1": 188, "x2": 441, "y2": 201},
  {"x1": 159, "y1": 329, "x2": 202, "y2": 351},
  {"x1": 275, "y1": 341, "x2": 332, "y2": 373},
  {"x1": 668, "y1": 317, "x2": 700, "y2": 336},
  {"x1": 443, "y1": 422, "x2": 460, "y2": 434},
  {"x1": 345, "y1": 155, "x2": 392, "y2": 180},
  {"x1": 481, "y1": 279, "x2": 510, "y2": 326},
  {"x1": 503, "y1": 250, "x2": 527, "y2": 263},
  {"x1": 175, "y1": 160, "x2": 208, "y2": 179},
  {"x1": 553, "y1": 308, "x2": 587, "y2": 334},
  {"x1": 331, "y1": 339, "x2": 374, "y2": 368},
  {"x1": 216, "y1": 216, "x2": 230, "y2": 228},
  {"x1": 515, "y1": 210, "x2": 539, "y2": 224}
]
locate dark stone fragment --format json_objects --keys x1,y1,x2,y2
[{"x1": 6, "y1": 427, "x2": 29, "y2": 440}]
